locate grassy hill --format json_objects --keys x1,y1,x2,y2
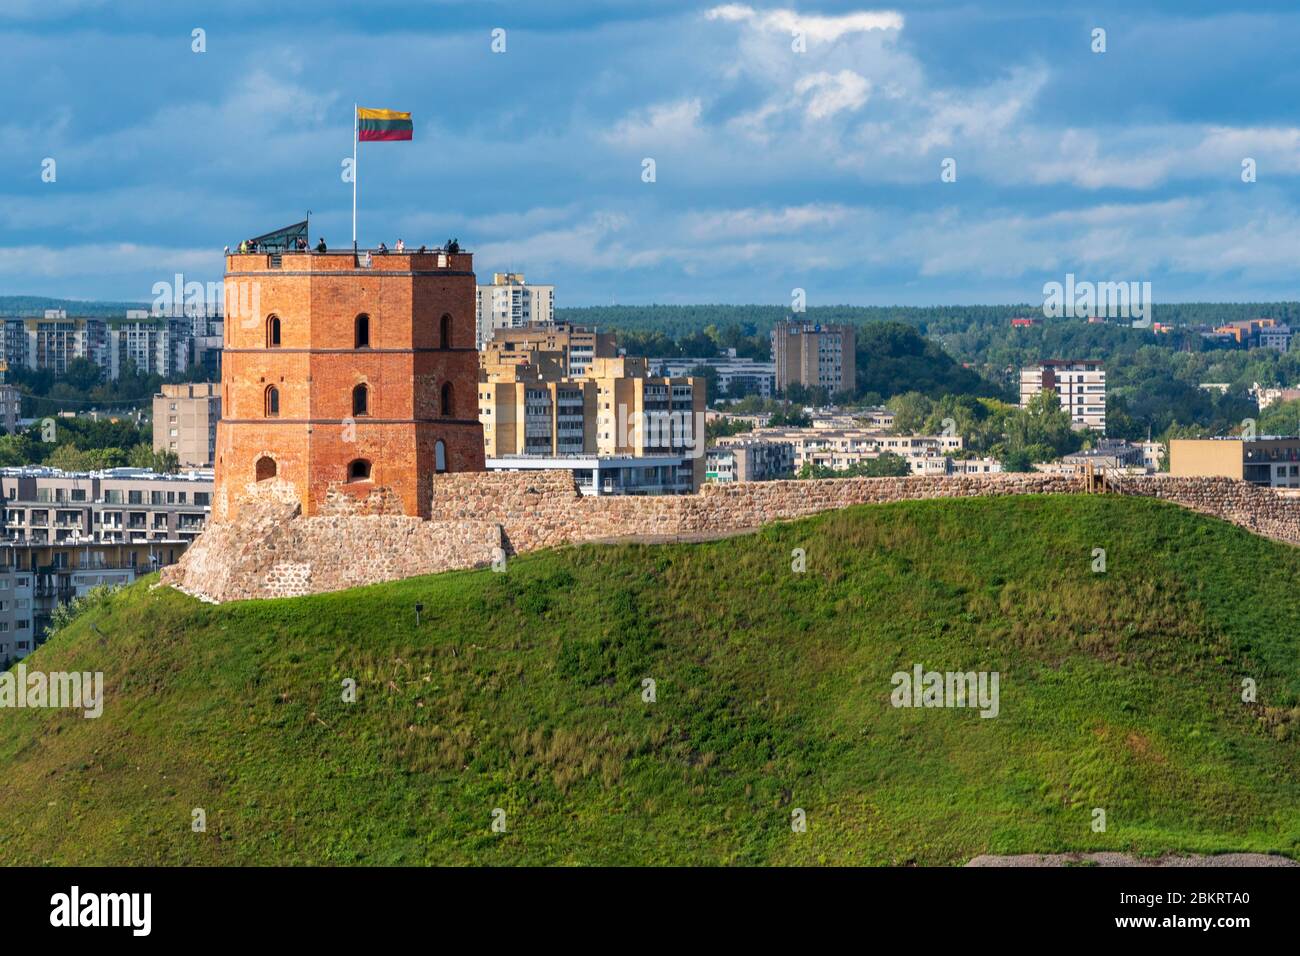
[{"x1": 1, "y1": 494, "x2": 1298, "y2": 865}]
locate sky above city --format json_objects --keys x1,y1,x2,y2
[{"x1": 3, "y1": 0, "x2": 1300, "y2": 307}]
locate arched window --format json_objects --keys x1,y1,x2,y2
[
  {"x1": 440, "y1": 382, "x2": 453, "y2": 417},
  {"x1": 266, "y1": 314, "x2": 281, "y2": 348},
  {"x1": 352, "y1": 383, "x2": 369, "y2": 416},
  {"x1": 440, "y1": 313, "x2": 452, "y2": 349},
  {"x1": 255, "y1": 456, "x2": 277, "y2": 481},
  {"x1": 435, "y1": 440, "x2": 448, "y2": 474},
  {"x1": 347, "y1": 459, "x2": 372, "y2": 482},
  {"x1": 354, "y1": 313, "x2": 370, "y2": 348},
  {"x1": 265, "y1": 385, "x2": 280, "y2": 417}
]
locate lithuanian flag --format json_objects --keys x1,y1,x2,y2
[{"x1": 357, "y1": 107, "x2": 413, "y2": 142}]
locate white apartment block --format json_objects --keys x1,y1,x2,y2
[
  {"x1": 107, "y1": 314, "x2": 191, "y2": 380},
  {"x1": 1020, "y1": 360, "x2": 1106, "y2": 432},
  {"x1": 719, "y1": 426, "x2": 964, "y2": 473},
  {"x1": 648, "y1": 356, "x2": 776, "y2": 398},
  {"x1": 0, "y1": 570, "x2": 35, "y2": 665},
  {"x1": 475, "y1": 273, "x2": 555, "y2": 349}
]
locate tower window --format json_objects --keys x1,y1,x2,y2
[
  {"x1": 347, "y1": 459, "x2": 372, "y2": 482},
  {"x1": 265, "y1": 385, "x2": 280, "y2": 417},
  {"x1": 435, "y1": 440, "x2": 448, "y2": 474},
  {"x1": 255, "y1": 456, "x2": 277, "y2": 481},
  {"x1": 440, "y1": 313, "x2": 452, "y2": 349},
  {"x1": 355, "y1": 314, "x2": 370, "y2": 348},
  {"x1": 440, "y1": 382, "x2": 453, "y2": 417},
  {"x1": 352, "y1": 383, "x2": 369, "y2": 416},
  {"x1": 267, "y1": 314, "x2": 281, "y2": 348}
]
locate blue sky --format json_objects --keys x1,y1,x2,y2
[{"x1": 3, "y1": 0, "x2": 1300, "y2": 306}]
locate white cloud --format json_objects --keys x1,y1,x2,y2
[
  {"x1": 685, "y1": 203, "x2": 850, "y2": 240},
  {"x1": 0, "y1": 243, "x2": 217, "y2": 281},
  {"x1": 706, "y1": 5, "x2": 904, "y2": 42},
  {"x1": 603, "y1": 98, "x2": 703, "y2": 147},
  {"x1": 795, "y1": 71, "x2": 871, "y2": 119}
]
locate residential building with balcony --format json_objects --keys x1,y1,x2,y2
[
  {"x1": 705, "y1": 439, "x2": 795, "y2": 483},
  {"x1": 0, "y1": 467, "x2": 212, "y2": 546},
  {"x1": 482, "y1": 322, "x2": 616, "y2": 378},
  {"x1": 1020, "y1": 360, "x2": 1107, "y2": 432},
  {"x1": 24, "y1": 313, "x2": 105, "y2": 374},
  {"x1": 480, "y1": 354, "x2": 706, "y2": 493},
  {"x1": 107, "y1": 313, "x2": 192, "y2": 380},
  {"x1": 648, "y1": 355, "x2": 776, "y2": 398}
]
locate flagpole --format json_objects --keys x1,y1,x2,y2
[{"x1": 352, "y1": 103, "x2": 358, "y2": 253}]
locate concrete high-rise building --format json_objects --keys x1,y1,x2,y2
[
  {"x1": 480, "y1": 354, "x2": 706, "y2": 494},
  {"x1": 155, "y1": 382, "x2": 221, "y2": 467},
  {"x1": 475, "y1": 273, "x2": 555, "y2": 349},
  {"x1": 24, "y1": 313, "x2": 104, "y2": 374},
  {"x1": 0, "y1": 383, "x2": 20, "y2": 434},
  {"x1": 3, "y1": 319, "x2": 27, "y2": 368},
  {"x1": 770, "y1": 321, "x2": 856, "y2": 395},
  {"x1": 107, "y1": 314, "x2": 191, "y2": 380},
  {"x1": 1019, "y1": 360, "x2": 1106, "y2": 432},
  {"x1": 215, "y1": 243, "x2": 485, "y2": 520},
  {"x1": 482, "y1": 322, "x2": 617, "y2": 377}
]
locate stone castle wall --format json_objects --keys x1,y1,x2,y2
[{"x1": 162, "y1": 470, "x2": 1300, "y2": 603}]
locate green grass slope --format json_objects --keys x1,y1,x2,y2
[{"x1": 1, "y1": 494, "x2": 1298, "y2": 866}]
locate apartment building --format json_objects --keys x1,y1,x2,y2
[
  {"x1": 483, "y1": 323, "x2": 616, "y2": 377},
  {"x1": 2, "y1": 318, "x2": 27, "y2": 368},
  {"x1": 1170, "y1": 436, "x2": 1300, "y2": 488},
  {"x1": 770, "y1": 321, "x2": 856, "y2": 394},
  {"x1": 474, "y1": 273, "x2": 556, "y2": 348},
  {"x1": 719, "y1": 425, "x2": 965, "y2": 475},
  {"x1": 0, "y1": 566, "x2": 36, "y2": 665},
  {"x1": 154, "y1": 382, "x2": 221, "y2": 466},
  {"x1": 0, "y1": 383, "x2": 20, "y2": 433},
  {"x1": 0, "y1": 538, "x2": 196, "y2": 663},
  {"x1": 648, "y1": 355, "x2": 776, "y2": 398},
  {"x1": 0, "y1": 467, "x2": 212, "y2": 546},
  {"x1": 24, "y1": 313, "x2": 105, "y2": 373},
  {"x1": 480, "y1": 354, "x2": 706, "y2": 494},
  {"x1": 0, "y1": 468, "x2": 211, "y2": 658},
  {"x1": 1020, "y1": 360, "x2": 1106, "y2": 432},
  {"x1": 107, "y1": 314, "x2": 191, "y2": 380},
  {"x1": 705, "y1": 439, "x2": 795, "y2": 483},
  {"x1": 1260, "y1": 324, "x2": 1293, "y2": 352}
]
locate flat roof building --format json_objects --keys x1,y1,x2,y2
[
  {"x1": 155, "y1": 382, "x2": 221, "y2": 467},
  {"x1": 1170, "y1": 436, "x2": 1300, "y2": 488},
  {"x1": 1020, "y1": 360, "x2": 1106, "y2": 432},
  {"x1": 771, "y1": 321, "x2": 856, "y2": 395}
]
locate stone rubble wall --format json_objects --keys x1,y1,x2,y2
[
  {"x1": 161, "y1": 496, "x2": 502, "y2": 602},
  {"x1": 161, "y1": 471, "x2": 1300, "y2": 603}
]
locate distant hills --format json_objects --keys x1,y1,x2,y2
[{"x1": 0, "y1": 295, "x2": 150, "y2": 318}]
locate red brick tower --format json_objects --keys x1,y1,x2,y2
[{"x1": 214, "y1": 247, "x2": 485, "y2": 520}]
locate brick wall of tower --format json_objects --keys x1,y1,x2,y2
[{"x1": 214, "y1": 250, "x2": 485, "y2": 520}]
